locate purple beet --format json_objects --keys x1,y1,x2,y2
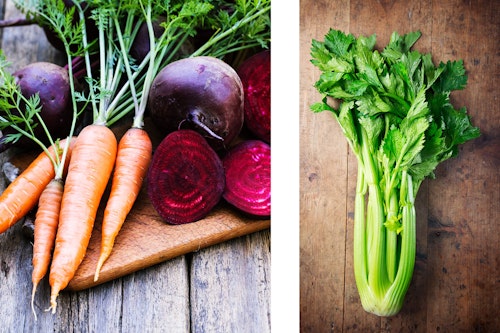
[
  {"x1": 147, "y1": 129, "x2": 226, "y2": 225},
  {"x1": 42, "y1": 1, "x2": 99, "y2": 53},
  {"x1": 222, "y1": 139, "x2": 270, "y2": 217},
  {"x1": 130, "y1": 19, "x2": 165, "y2": 64},
  {"x1": 14, "y1": 61, "x2": 72, "y2": 127},
  {"x1": 0, "y1": 62, "x2": 73, "y2": 152},
  {"x1": 148, "y1": 56, "x2": 244, "y2": 150}
]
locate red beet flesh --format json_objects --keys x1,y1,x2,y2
[
  {"x1": 237, "y1": 50, "x2": 271, "y2": 143},
  {"x1": 148, "y1": 56, "x2": 244, "y2": 150},
  {"x1": 222, "y1": 140, "x2": 271, "y2": 217},
  {"x1": 147, "y1": 129, "x2": 226, "y2": 225}
]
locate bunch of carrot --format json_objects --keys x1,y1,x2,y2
[
  {"x1": 0, "y1": 0, "x2": 153, "y2": 316},
  {"x1": 0, "y1": 97, "x2": 150, "y2": 317},
  {"x1": 0, "y1": 21, "x2": 81, "y2": 319},
  {"x1": 0, "y1": 0, "x2": 270, "y2": 318},
  {"x1": 35, "y1": 1, "x2": 153, "y2": 314}
]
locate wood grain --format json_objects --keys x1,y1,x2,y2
[
  {"x1": 300, "y1": 1, "x2": 350, "y2": 331},
  {"x1": 190, "y1": 230, "x2": 271, "y2": 332},
  {"x1": 300, "y1": 0, "x2": 499, "y2": 332}
]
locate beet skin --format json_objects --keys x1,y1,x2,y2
[
  {"x1": 148, "y1": 56, "x2": 244, "y2": 150},
  {"x1": 0, "y1": 62, "x2": 73, "y2": 152}
]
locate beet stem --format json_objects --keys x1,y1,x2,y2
[{"x1": 65, "y1": 56, "x2": 84, "y2": 71}]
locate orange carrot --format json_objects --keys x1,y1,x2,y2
[
  {"x1": 30, "y1": 138, "x2": 75, "y2": 320},
  {"x1": 48, "y1": 124, "x2": 117, "y2": 313},
  {"x1": 0, "y1": 137, "x2": 74, "y2": 235},
  {"x1": 30, "y1": 178, "x2": 64, "y2": 320},
  {"x1": 94, "y1": 127, "x2": 152, "y2": 281}
]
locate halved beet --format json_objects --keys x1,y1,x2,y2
[
  {"x1": 148, "y1": 56, "x2": 244, "y2": 150},
  {"x1": 222, "y1": 140, "x2": 270, "y2": 217},
  {"x1": 147, "y1": 129, "x2": 226, "y2": 225},
  {"x1": 237, "y1": 50, "x2": 271, "y2": 143}
]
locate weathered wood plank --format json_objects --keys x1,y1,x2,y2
[
  {"x1": 119, "y1": 257, "x2": 191, "y2": 332},
  {"x1": 1, "y1": 0, "x2": 63, "y2": 70},
  {"x1": 300, "y1": 0, "x2": 499, "y2": 331},
  {"x1": 424, "y1": 0, "x2": 500, "y2": 331},
  {"x1": 190, "y1": 230, "x2": 271, "y2": 333},
  {"x1": 299, "y1": 1, "x2": 350, "y2": 331}
]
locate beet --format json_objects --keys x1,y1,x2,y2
[
  {"x1": 147, "y1": 129, "x2": 226, "y2": 225},
  {"x1": 130, "y1": 18, "x2": 194, "y2": 65},
  {"x1": 222, "y1": 139, "x2": 270, "y2": 217},
  {"x1": 130, "y1": 19, "x2": 165, "y2": 63},
  {"x1": 237, "y1": 50, "x2": 271, "y2": 143},
  {"x1": 0, "y1": 62, "x2": 73, "y2": 152},
  {"x1": 42, "y1": 1, "x2": 99, "y2": 53},
  {"x1": 148, "y1": 56, "x2": 244, "y2": 150},
  {"x1": 14, "y1": 62, "x2": 73, "y2": 131}
]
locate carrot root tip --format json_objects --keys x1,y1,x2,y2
[
  {"x1": 94, "y1": 269, "x2": 100, "y2": 282},
  {"x1": 94, "y1": 256, "x2": 106, "y2": 282},
  {"x1": 31, "y1": 284, "x2": 38, "y2": 321},
  {"x1": 49, "y1": 292, "x2": 59, "y2": 314}
]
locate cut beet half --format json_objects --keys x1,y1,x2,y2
[
  {"x1": 147, "y1": 129, "x2": 226, "y2": 225},
  {"x1": 222, "y1": 140, "x2": 271, "y2": 217},
  {"x1": 237, "y1": 50, "x2": 271, "y2": 143}
]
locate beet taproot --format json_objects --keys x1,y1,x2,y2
[
  {"x1": 148, "y1": 56, "x2": 244, "y2": 150},
  {"x1": 237, "y1": 50, "x2": 271, "y2": 143},
  {"x1": 147, "y1": 129, "x2": 226, "y2": 225},
  {"x1": 222, "y1": 139, "x2": 270, "y2": 217}
]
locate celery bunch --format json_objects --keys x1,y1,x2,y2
[{"x1": 310, "y1": 29, "x2": 480, "y2": 316}]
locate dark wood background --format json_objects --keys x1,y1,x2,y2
[
  {"x1": 0, "y1": 1, "x2": 270, "y2": 331},
  {"x1": 300, "y1": 0, "x2": 499, "y2": 332}
]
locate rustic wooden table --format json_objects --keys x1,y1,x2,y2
[
  {"x1": 300, "y1": 0, "x2": 499, "y2": 332},
  {"x1": 0, "y1": 1, "x2": 271, "y2": 332}
]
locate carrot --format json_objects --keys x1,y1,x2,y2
[
  {"x1": 30, "y1": 138, "x2": 75, "y2": 320},
  {"x1": 30, "y1": 178, "x2": 64, "y2": 320},
  {"x1": 94, "y1": 127, "x2": 152, "y2": 281},
  {"x1": 92, "y1": 3, "x2": 155, "y2": 281},
  {"x1": 48, "y1": 124, "x2": 117, "y2": 313},
  {"x1": 0, "y1": 137, "x2": 73, "y2": 235}
]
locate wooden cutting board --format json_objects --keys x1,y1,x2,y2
[{"x1": 8, "y1": 119, "x2": 270, "y2": 291}]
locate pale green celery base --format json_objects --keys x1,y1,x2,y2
[
  {"x1": 359, "y1": 290, "x2": 407, "y2": 317},
  {"x1": 354, "y1": 170, "x2": 417, "y2": 317}
]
